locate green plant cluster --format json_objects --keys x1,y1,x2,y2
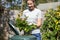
[
  {"x1": 41, "y1": 6, "x2": 60, "y2": 40},
  {"x1": 15, "y1": 18, "x2": 37, "y2": 34}
]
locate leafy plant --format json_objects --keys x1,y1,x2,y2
[
  {"x1": 15, "y1": 17, "x2": 37, "y2": 35},
  {"x1": 41, "y1": 6, "x2": 60, "y2": 40}
]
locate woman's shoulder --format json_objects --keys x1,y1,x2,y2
[{"x1": 35, "y1": 8, "x2": 41, "y2": 12}]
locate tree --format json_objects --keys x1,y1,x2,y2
[
  {"x1": 0, "y1": 5, "x2": 4, "y2": 40},
  {"x1": 0, "y1": 5, "x2": 9, "y2": 40}
]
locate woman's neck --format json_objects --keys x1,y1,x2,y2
[{"x1": 29, "y1": 8, "x2": 35, "y2": 11}]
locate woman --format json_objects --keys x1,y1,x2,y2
[{"x1": 21, "y1": 0, "x2": 42, "y2": 40}]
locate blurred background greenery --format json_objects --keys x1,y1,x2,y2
[{"x1": 0, "y1": 0, "x2": 60, "y2": 40}]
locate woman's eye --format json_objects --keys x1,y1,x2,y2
[{"x1": 28, "y1": 3, "x2": 32, "y2": 5}]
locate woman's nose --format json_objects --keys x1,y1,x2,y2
[{"x1": 28, "y1": 5, "x2": 32, "y2": 7}]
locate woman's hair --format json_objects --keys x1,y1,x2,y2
[
  {"x1": 27, "y1": 0, "x2": 35, "y2": 3},
  {"x1": 26, "y1": 0, "x2": 36, "y2": 7}
]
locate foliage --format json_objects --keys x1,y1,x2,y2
[
  {"x1": 41, "y1": 6, "x2": 60, "y2": 40},
  {"x1": 0, "y1": 5, "x2": 4, "y2": 13},
  {"x1": 15, "y1": 17, "x2": 37, "y2": 35},
  {"x1": 6, "y1": 0, "x2": 12, "y2": 2}
]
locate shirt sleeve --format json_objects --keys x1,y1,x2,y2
[
  {"x1": 37, "y1": 10, "x2": 43, "y2": 19},
  {"x1": 20, "y1": 11, "x2": 26, "y2": 18}
]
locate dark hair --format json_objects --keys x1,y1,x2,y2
[{"x1": 27, "y1": 0, "x2": 35, "y2": 3}]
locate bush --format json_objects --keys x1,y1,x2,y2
[{"x1": 41, "y1": 6, "x2": 60, "y2": 40}]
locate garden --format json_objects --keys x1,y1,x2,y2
[{"x1": 15, "y1": 6, "x2": 60, "y2": 40}]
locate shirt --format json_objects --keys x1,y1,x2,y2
[{"x1": 21, "y1": 8, "x2": 42, "y2": 34}]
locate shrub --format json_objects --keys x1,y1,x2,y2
[{"x1": 41, "y1": 6, "x2": 60, "y2": 40}]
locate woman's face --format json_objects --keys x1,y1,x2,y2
[{"x1": 27, "y1": 0, "x2": 35, "y2": 10}]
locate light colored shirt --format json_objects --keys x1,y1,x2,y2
[{"x1": 21, "y1": 8, "x2": 42, "y2": 34}]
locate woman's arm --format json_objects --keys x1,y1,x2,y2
[
  {"x1": 37, "y1": 18, "x2": 42, "y2": 28},
  {"x1": 36, "y1": 10, "x2": 43, "y2": 28}
]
